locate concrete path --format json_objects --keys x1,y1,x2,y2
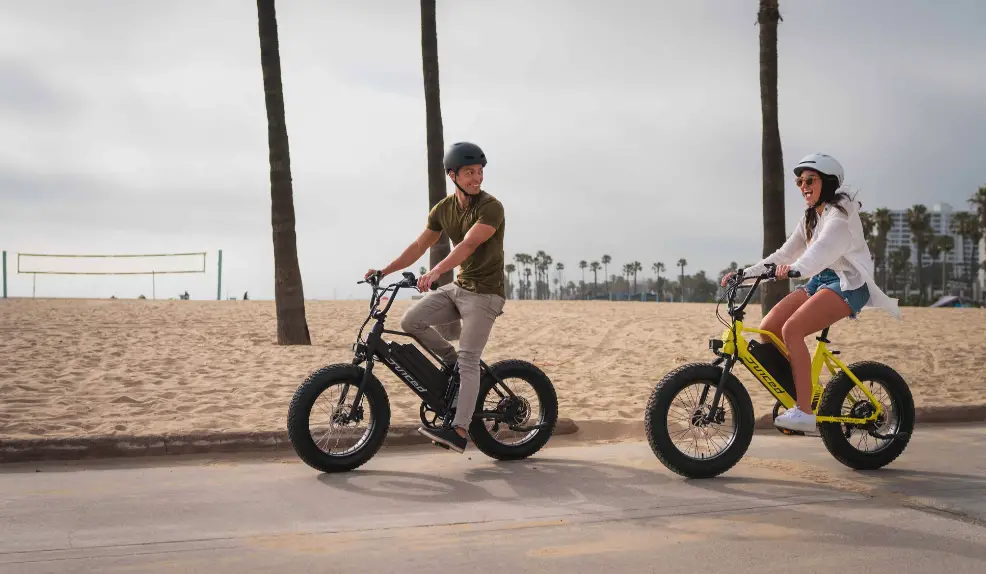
[{"x1": 1, "y1": 424, "x2": 984, "y2": 573}]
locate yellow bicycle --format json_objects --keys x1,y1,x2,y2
[{"x1": 644, "y1": 263, "x2": 914, "y2": 479}]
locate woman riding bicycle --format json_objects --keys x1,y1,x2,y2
[{"x1": 721, "y1": 153, "x2": 901, "y2": 433}]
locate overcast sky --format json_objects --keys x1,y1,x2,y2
[{"x1": 2, "y1": 0, "x2": 984, "y2": 300}]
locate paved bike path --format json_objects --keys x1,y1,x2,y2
[{"x1": 1, "y1": 425, "x2": 984, "y2": 573}]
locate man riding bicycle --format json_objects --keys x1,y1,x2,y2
[{"x1": 365, "y1": 142, "x2": 506, "y2": 453}]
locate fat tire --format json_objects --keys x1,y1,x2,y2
[
  {"x1": 287, "y1": 364, "x2": 391, "y2": 473},
  {"x1": 468, "y1": 360, "x2": 558, "y2": 461},
  {"x1": 818, "y1": 361, "x2": 914, "y2": 471},
  {"x1": 644, "y1": 362, "x2": 756, "y2": 479}
]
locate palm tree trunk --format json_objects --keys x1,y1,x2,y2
[
  {"x1": 257, "y1": 0, "x2": 310, "y2": 345},
  {"x1": 915, "y1": 250, "x2": 924, "y2": 305},
  {"x1": 420, "y1": 0, "x2": 452, "y2": 285},
  {"x1": 420, "y1": 0, "x2": 459, "y2": 340},
  {"x1": 757, "y1": 0, "x2": 788, "y2": 315},
  {"x1": 942, "y1": 256, "x2": 947, "y2": 296}
]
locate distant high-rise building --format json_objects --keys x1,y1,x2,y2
[{"x1": 883, "y1": 203, "x2": 980, "y2": 284}]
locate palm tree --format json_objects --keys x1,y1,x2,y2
[
  {"x1": 677, "y1": 258, "x2": 688, "y2": 302},
  {"x1": 971, "y1": 186, "x2": 986, "y2": 302},
  {"x1": 537, "y1": 252, "x2": 552, "y2": 300},
  {"x1": 632, "y1": 261, "x2": 642, "y2": 297},
  {"x1": 859, "y1": 211, "x2": 875, "y2": 237},
  {"x1": 579, "y1": 260, "x2": 587, "y2": 299},
  {"x1": 937, "y1": 235, "x2": 954, "y2": 296},
  {"x1": 951, "y1": 212, "x2": 982, "y2": 297},
  {"x1": 556, "y1": 261, "x2": 565, "y2": 300},
  {"x1": 505, "y1": 263, "x2": 516, "y2": 299},
  {"x1": 757, "y1": 0, "x2": 787, "y2": 315},
  {"x1": 420, "y1": 0, "x2": 453, "y2": 291},
  {"x1": 514, "y1": 253, "x2": 531, "y2": 299},
  {"x1": 256, "y1": 0, "x2": 310, "y2": 345},
  {"x1": 971, "y1": 186, "x2": 986, "y2": 233},
  {"x1": 602, "y1": 254, "x2": 612, "y2": 298},
  {"x1": 874, "y1": 208, "x2": 894, "y2": 290},
  {"x1": 927, "y1": 236, "x2": 943, "y2": 298},
  {"x1": 590, "y1": 261, "x2": 601, "y2": 299},
  {"x1": 906, "y1": 205, "x2": 932, "y2": 305},
  {"x1": 859, "y1": 210, "x2": 876, "y2": 254},
  {"x1": 623, "y1": 263, "x2": 633, "y2": 297},
  {"x1": 889, "y1": 246, "x2": 911, "y2": 297},
  {"x1": 566, "y1": 280, "x2": 577, "y2": 300},
  {"x1": 653, "y1": 261, "x2": 665, "y2": 301}
]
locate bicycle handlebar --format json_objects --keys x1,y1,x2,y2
[
  {"x1": 358, "y1": 271, "x2": 437, "y2": 292},
  {"x1": 722, "y1": 263, "x2": 801, "y2": 318},
  {"x1": 731, "y1": 264, "x2": 801, "y2": 286}
]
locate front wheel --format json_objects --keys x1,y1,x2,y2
[
  {"x1": 287, "y1": 364, "x2": 391, "y2": 473},
  {"x1": 818, "y1": 361, "x2": 914, "y2": 471},
  {"x1": 644, "y1": 362, "x2": 756, "y2": 479},
  {"x1": 468, "y1": 360, "x2": 558, "y2": 461}
]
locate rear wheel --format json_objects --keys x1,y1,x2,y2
[
  {"x1": 645, "y1": 363, "x2": 755, "y2": 479},
  {"x1": 818, "y1": 361, "x2": 914, "y2": 471},
  {"x1": 287, "y1": 364, "x2": 391, "y2": 473},
  {"x1": 468, "y1": 360, "x2": 558, "y2": 461}
]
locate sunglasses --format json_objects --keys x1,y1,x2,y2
[{"x1": 795, "y1": 175, "x2": 819, "y2": 188}]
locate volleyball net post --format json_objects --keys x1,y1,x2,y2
[{"x1": 13, "y1": 251, "x2": 222, "y2": 300}]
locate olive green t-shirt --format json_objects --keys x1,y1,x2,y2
[{"x1": 426, "y1": 191, "x2": 506, "y2": 298}]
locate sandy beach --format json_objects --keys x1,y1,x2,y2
[{"x1": 1, "y1": 297, "x2": 984, "y2": 440}]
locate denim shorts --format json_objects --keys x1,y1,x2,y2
[{"x1": 801, "y1": 269, "x2": 870, "y2": 319}]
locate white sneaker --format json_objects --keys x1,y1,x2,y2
[{"x1": 774, "y1": 406, "x2": 817, "y2": 433}]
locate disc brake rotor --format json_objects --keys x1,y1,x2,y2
[{"x1": 498, "y1": 395, "x2": 531, "y2": 426}]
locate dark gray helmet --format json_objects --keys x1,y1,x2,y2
[{"x1": 443, "y1": 142, "x2": 487, "y2": 174}]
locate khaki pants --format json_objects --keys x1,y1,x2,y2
[{"x1": 399, "y1": 284, "x2": 505, "y2": 429}]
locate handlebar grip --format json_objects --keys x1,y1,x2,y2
[{"x1": 787, "y1": 270, "x2": 802, "y2": 278}]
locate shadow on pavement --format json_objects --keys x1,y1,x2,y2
[{"x1": 317, "y1": 456, "x2": 676, "y2": 505}]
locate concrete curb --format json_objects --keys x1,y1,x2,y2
[
  {"x1": 0, "y1": 418, "x2": 580, "y2": 464},
  {"x1": 3, "y1": 406, "x2": 982, "y2": 464}
]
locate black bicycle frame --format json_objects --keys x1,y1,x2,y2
[{"x1": 342, "y1": 275, "x2": 516, "y2": 424}]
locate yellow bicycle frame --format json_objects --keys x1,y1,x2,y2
[{"x1": 718, "y1": 321, "x2": 883, "y2": 425}]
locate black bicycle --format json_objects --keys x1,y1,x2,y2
[{"x1": 286, "y1": 271, "x2": 559, "y2": 473}]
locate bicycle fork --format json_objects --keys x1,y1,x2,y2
[{"x1": 701, "y1": 356, "x2": 735, "y2": 423}]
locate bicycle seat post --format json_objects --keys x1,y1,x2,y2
[{"x1": 816, "y1": 327, "x2": 830, "y2": 343}]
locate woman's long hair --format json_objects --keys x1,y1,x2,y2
[{"x1": 804, "y1": 172, "x2": 852, "y2": 242}]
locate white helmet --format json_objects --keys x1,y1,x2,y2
[{"x1": 793, "y1": 153, "x2": 844, "y2": 186}]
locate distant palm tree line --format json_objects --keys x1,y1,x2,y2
[
  {"x1": 498, "y1": 191, "x2": 986, "y2": 306},
  {"x1": 502, "y1": 252, "x2": 723, "y2": 303}
]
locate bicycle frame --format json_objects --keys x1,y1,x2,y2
[
  {"x1": 707, "y1": 266, "x2": 884, "y2": 426},
  {"x1": 341, "y1": 272, "x2": 517, "y2": 425}
]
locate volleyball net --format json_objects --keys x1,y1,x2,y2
[{"x1": 2, "y1": 250, "x2": 224, "y2": 300}]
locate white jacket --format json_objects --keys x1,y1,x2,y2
[{"x1": 744, "y1": 194, "x2": 901, "y2": 320}]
